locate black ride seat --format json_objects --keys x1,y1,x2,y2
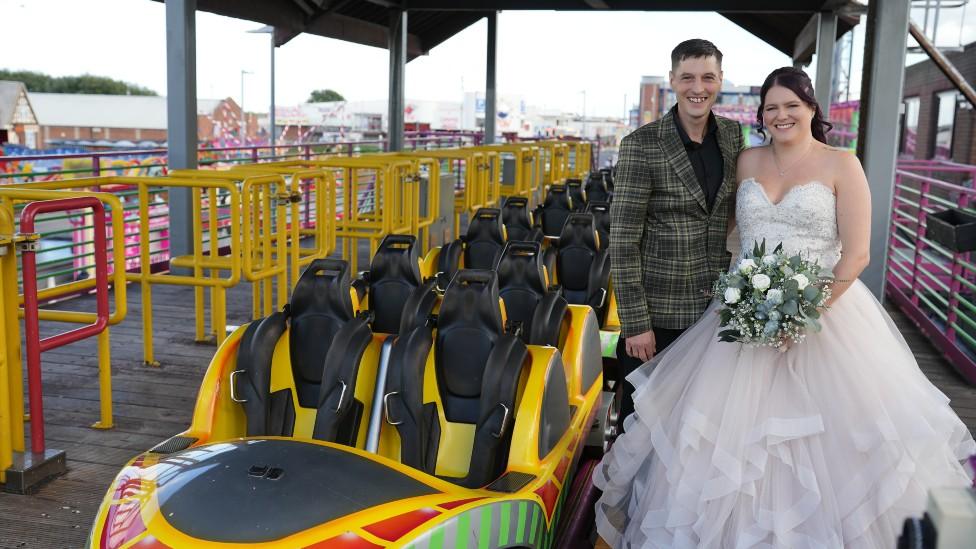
[
  {"x1": 585, "y1": 171, "x2": 612, "y2": 203},
  {"x1": 584, "y1": 200, "x2": 611, "y2": 247},
  {"x1": 534, "y1": 184, "x2": 574, "y2": 238},
  {"x1": 565, "y1": 178, "x2": 587, "y2": 212},
  {"x1": 501, "y1": 196, "x2": 543, "y2": 242},
  {"x1": 556, "y1": 213, "x2": 611, "y2": 321},
  {"x1": 496, "y1": 241, "x2": 568, "y2": 346},
  {"x1": 232, "y1": 259, "x2": 373, "y2": 446},
  {"x1": 599, "y1": 167, "x2": 615, "y2": 192},
  {"x1": 436, "y1": 208, "x2": 506, "y2": 286},
  {"x1": 383, "y1": 270, "x2": 529, "y2": 488},
  {"x1": 363, "y1": 234, "x2": 422, "y2": 334}
]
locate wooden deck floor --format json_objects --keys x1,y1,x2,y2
[{"x1": 1, "y1": 282, "x2": 975, "y2": 549}]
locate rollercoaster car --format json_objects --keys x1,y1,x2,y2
[{"x1": 88, "y1": 260, "x2": 605, "y2": 549}]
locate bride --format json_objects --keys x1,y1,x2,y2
[{"x1": 593, "y1": 67, "x2": 975, "y2": 548}]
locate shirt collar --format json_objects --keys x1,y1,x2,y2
[{"x1": 672, "y1": 106, "x2": 718, "y2": 149}]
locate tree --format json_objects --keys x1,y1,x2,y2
[
  {"x1": 307, "y1": 89, "x2": 345, "y2": 103},
  {"x1": 0, "y1": 69, "x2": 157, "y2": 95}
]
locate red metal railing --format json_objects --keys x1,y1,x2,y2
[{"x1": 20, "y1": 197, "x2": 111, "y2": 454}]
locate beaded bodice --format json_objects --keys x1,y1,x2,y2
[{"x1": 736, "y1": 178, "x2": 841, "y2": 271}]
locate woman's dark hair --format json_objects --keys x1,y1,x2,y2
[{"x1": 757, "y1": 67, "x2": 832, "y2": 144}]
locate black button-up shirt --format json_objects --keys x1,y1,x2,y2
[{"x1": 673, "y1": 108, "x2": 723, "y2": 211}]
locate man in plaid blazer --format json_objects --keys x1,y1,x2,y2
[{"x1": 610, "y1": 39, "x2": 743, "y2": 430}]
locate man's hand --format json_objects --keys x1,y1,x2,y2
[{"x1": 625, "y1": 330, "x2": 656, "y2": 362}]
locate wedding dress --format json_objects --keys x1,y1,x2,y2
[{"x1": 593, "y1": 178, "x2": 975, "y2": 548}]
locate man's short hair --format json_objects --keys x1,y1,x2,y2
[{"x1": 671, "y1": 39, "x2": 723, "y2": 71}]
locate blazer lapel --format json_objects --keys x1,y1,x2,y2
[
  {"x1": 712, "y1": 118, "x2": 739, "y2": 214},
  {"x1": 660, "y1": 112, "x2": 708, "y2": 212}
]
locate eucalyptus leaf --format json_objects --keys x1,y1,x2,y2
[
  {"x1": 781, "y1": 300, "x2": 799, "y2": 315},
  {"x1": 802, "y1": 285, "x2": 821, "y2": 301}
]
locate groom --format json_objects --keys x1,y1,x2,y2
[{"x1": 610, "y1": 39, "x2": 743, "y2": 430}]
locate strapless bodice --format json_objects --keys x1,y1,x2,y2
[{"x1": 736, "y1": 178, "x2": 841, "y2": 271}]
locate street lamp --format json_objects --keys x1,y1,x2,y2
[
  {"x1": 581, "y1": 90, "x2": 587, "y2": 139},
  {"x1": 248, "y1": 26, "x2": 276, "y2": 147},
  {"x1": 240, "y1": 69, "x2": 253, "y2": 145}
]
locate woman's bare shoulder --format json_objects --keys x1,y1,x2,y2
[{"x1": 737, "y1": 145, "x2": 768, "y2": 180}]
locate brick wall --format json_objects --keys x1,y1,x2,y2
[{"x1": 903, "y1": 41, "x2": 976, "y2": 163}]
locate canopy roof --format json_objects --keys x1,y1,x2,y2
[{"x1": 163, "y1": 0, "x2": 861, "y2": 62}]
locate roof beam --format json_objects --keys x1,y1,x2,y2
[
  {"x1": 793, "y1": 13, "x2": 819, "y2": 64},
  {"x1": 305, "y1": 11, "x2": 425, "y2": 56},
  {"x1": 403, "y1": 1, "x2": 829, "y2": 11}
]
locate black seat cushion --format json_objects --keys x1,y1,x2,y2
[
  {"x1": 464, "y1": 208, "x2": 506, "y2": 270},
  {"x1": 496, "y1": 241, "x2": 547, "y2": 337},
  {"x1": 557, "y1": 214, "x2": 600, "y2": 304},
  {"x1": 289, "y1": 259, "x2": 354, "y2": 408},
  {"x1": 585, "y1": 172, "x2": 611, "y2": 203},
  {"x1": 435, "y1": 270, "x2": 504, "y2": 424},
  {"x1": 368, "y1": 235, "x2": 421, "y2": 334},
  {"x1": 565, "y1": 179, "x2": 587, "y2": 212},
  {"x1": 501, "y1": 197, "x2": 537, "y2": 242},
  {"x1": 538, "y1": 185, "x2": 573, "y2": 237},
  {"x1": 585, "y1": 201, "x2": 611, "y2": 248}
]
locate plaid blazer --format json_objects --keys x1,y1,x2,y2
[{"x1": 609, "y1": 110, "x2": 744, "y2": 336}]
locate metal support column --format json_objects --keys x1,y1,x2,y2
[
  {"x1": 388, "y1": 10, "x2": 406, "y2": 152},
  {"x1": 857, "y1": 0, "x2": 911, "y2": 299},
  {"x1": 165, "y1": 0, "x2": 198, "y2": 260},
  {"x1": 814, "y1": 11, "x2": 837, "y2": 113},
  {"x1": 485, "y1": 12, "x2": 498, "y2": 145},
  {"x1": 270, "y1": 30, "x2": 276, "y2": 146}
]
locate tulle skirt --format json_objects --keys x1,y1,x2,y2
[{"x1": 593, "y1": 280, "x2": 975, "y2": 548}]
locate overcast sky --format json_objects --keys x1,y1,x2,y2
[{"x1": 2, "y1": 0, "x2": 974, "y2": 118}]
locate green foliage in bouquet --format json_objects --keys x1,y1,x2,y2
[{"x1": 713, "y1": 240, "x2": 832, "y2": 348}]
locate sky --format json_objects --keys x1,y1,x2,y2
[{"x1": 2, "y1": 0, "x2": 974, "y2": 118}]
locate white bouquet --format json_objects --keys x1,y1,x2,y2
[{"x1": 714, "y1": 240, "x2": 831, "y2": 349}]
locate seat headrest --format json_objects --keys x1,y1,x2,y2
[
  {"x1": 496, "y1": 241, "x2": 547, "y2": 296},
  {"x1": 501, "y1": 197, "x2": 532, "y2": 228},
  {"x1": 370, "y1": 234, "x2": 421, "y2": 286},
  {"x1": 291, "y1": 258, "x2": 354, "y2": 321},
  {"x1": 438, "y1": 269, "x2": 503, "y2": 336},
  {"x1": 544, "y1": 185, "x2": 573, "y2": 210},
  {"x1": 465, "y1": 208, "x2": 505, "y2": 243},
  {"x1": 586, "y1": 172, "x2": 607, "y2": 192},
  {"x1": 558, "y1": 213, "x2": 600, "y2": 251}
]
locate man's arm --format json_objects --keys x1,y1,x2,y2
[{"x1": 609, "y1": 132, "x2": 653, "y2": 339}]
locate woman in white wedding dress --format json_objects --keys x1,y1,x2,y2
[{"x1": 593, "y1": 67, "x2": 975, "y2": 548}]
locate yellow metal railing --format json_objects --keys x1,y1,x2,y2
[
  {"x1": 0, "y1": 189, "x2": 127, "y2": 483},
  {"x1": 267, "y1": 158, "x2": 422, "y2": 272},
  {"x1": 7, "y1": 176, "x2": 242, "y2": 366},
  {"x1": 470, "y1": 144, "x2": 542, "y2": 207}
]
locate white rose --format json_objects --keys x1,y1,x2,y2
[
  {"x1": 737, "y1": 258, "x2": 757, "y2": 274},
  {"x1": 724, "y1": 287, "x2": 742, "y2": 304},
  {"x1": 791, "y1": 273, "x2": 810, "y2": 290},
  {"x1": 751, "y1": 273, "x2": 771, "y2": 291},
  {"x1": 761, "y1": 254, "x2": 778, "y2": 266},
  {"x1": 765, "y1": 288, "x2": 784, "y2": 304}
]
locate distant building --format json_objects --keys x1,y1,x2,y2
[
  {"x1": 0, "y1": 81, "x2": 41, "y2": 148},
  {"x1": 637, "y1": 75, "x2": 761, "y2": 126},
  {"x1": 901, "y1": 40, "x2": 976, "y2": 163},
  {"x1": 21, "y1": 91, "x2": 259, "y2": 149}
]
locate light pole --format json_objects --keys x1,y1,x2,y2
[
  {"x1": 581, "y1": 90, "x2": 587, "y2": 139},
  {"x1": 240, "y1": 69, "x2": 253, "y2": 145},
  {"x1": 248, "y1": 26, "x2": 276, "y2": 147}
]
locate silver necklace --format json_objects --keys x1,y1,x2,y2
[{"x1": 772, "y1": 141, "x2": 814, "y2": 177}]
